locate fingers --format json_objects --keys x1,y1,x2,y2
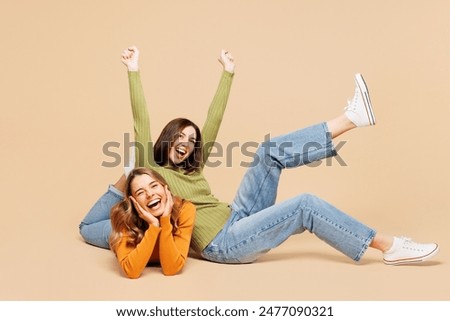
[
  {"x1": 130, "y1": 196, "x2": 145, "y2": 217},
  {"x1": 163, "y1": 186, "x2": 174, "y2": 216},
  {"x1": 221, "y1": 49, "x2": 234, "y2": 62},
  {"x1": 121, "y1": 49, "x2": 133, "y2": 60},
  {"x1": 130, "y1": 196, "x2": 160, "y2": 227},
  {"x1": 120, "y1": 46, "x2": 140, "y2": 71},
  {"x1": 164, "y1": 185, "x2": 172, "y2": 200},
  {"x1": 219, "y1": 49, "x2": 235, "y2": 73},
  {"x1": 130, "y1": 196, "x2": 137, "y2": 206},
  {"x1": 165, "y1": 185, "x2": 173, "y2": 205},
  {"x1": 121, "y1": 46, "x2": 139, "y2": 60},
  {"x1": 130, "y1": 196, "x2": 140, "y2": 211},
  {"x1": 128, "y1": 45, "x2": 137, "y2": 51}
]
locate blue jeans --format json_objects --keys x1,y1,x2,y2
[
  {"x1": 201, "y1": 123, "x2": 376, "y2": 263},
  {"x1": 79, "y1": 184, "x2": 123, "y2": 248}
]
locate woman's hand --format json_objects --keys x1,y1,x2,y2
[
  {"x1": 162, "y1": 185, "x2": 174, "y2": 217},
  {"x1": 130, "y1": 196, "x2": 160, "y2": 227},
  {"x1": 121, "y1": 46, "x2": 140, "y2": 72},
  {"x1": 218, "y1": 49, "x2": 235, "y2": 73}
]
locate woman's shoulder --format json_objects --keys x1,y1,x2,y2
[
  {"x1": 177, "y1": 199, "x2": 196, "y2": 225},
  {"x1": 180, "y1": 199, "x2": 196, "y2": 213}
]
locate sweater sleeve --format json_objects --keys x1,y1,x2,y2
[
  {"x1": 128, "y1": 71, "x2": 157, "y2": 168},
  {"x1": 201, "y1": 71, "x2": 234, "y2": 165},
  {"x1": 158, "y1": 201, "x2": 196, "y2": 276},
  {"x1": 115, "y1": 226, "x2": 161, "y2": 279}
]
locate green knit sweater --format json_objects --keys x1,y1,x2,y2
[{"x1": 129, "y1": 70, "x2": 234, "y2": 254}]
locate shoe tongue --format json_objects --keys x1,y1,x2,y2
[{"x1": 391, "y1": 236, "x2": 404, "y2": 250}]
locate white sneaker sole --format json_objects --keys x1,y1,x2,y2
[
  {"x1": 355, "y1": 73, "x2": 376, "y2": 126},
  {"x1": 383, "y1": 244, "x2": 439, "y2": 266}
]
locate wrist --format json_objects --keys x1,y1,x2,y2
[
  {"x1": 127, "y1": 64, "x2": 139, "y2": 72},
  {"x1": 160, "y1": 215, "x2": 170, "y2": 226},
  {"x1": 224, "y1": 67, "x2": 234, "y2": 74},
  {"x1": 147, "y1": 218, "x2": 160, "y2": 228}
]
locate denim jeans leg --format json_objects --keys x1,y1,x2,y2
[
  {"x1": 203, "y1": 193, "x2": 375, "y2": 264},
  {"x1": 231, "y1": 122, "x2": 336, "y2": 218},
  {"x1": 79, "y1": 185, "x2": 124, "y2": 249}
]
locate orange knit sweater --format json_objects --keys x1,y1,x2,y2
[{"x1": 114, "y1": 201, "x2": 196, "y2": 278}]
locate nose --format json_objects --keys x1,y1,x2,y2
[
  {"x1": 144, "y1": 189, "x2": 155, "y2": 198},
  {"x1": 179, "y1": 136, "x2": 189, "y2": 144}
]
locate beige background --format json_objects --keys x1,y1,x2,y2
[{"x1": 1, "y1": 0, "x2": 449, "y2": 300}]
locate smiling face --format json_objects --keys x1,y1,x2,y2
[
  {"x1": 130, "y1": 174, "x2": 167, "y2": 218},
  {"x1": 168, "y1": 125, "x2": 197, "y2": 165}
]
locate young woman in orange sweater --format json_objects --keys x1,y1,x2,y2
[{"x1": 109, "y1": 167, "x2": 195, "y2": 278}]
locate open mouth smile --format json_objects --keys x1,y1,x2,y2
[
  {"x1": 175, "y1": 146, "x2": 188, "y2": 158},
  {"x1": 147, "y1": 198, "x2": 162, "y2": 209}
]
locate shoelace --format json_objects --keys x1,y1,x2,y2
[
  {"x1": 344, "y1": 88, "x2": 361, "y2": 111},
  {"x1": 344, "y1": 100, "x2": 353, "y2": 111},
  {"x1": 398, "y1": 237, "x2": 424, "y2": 252}
]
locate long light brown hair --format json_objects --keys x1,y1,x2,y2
[{"x1": 109, "y1": 167, "x2": 184, "y2": 254}]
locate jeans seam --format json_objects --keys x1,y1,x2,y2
[
  {"x1": 227, "y1": 208, "x2": 299, "y2": 253},
  {"x1": 304, "y1": 204, "x2": 372, "y2": 261},
  {"x1": 354, "y1": 230, "x2": 376, "y2": 261},
  {"x1": 278, "y1": 141, "x2": 336, "y2": 167},
  {"x1": 241, "y1": 165, "x2": 278, "y2": 215}
]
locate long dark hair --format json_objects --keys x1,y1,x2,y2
[
  {"x1": 109, "y1": 167, "x2": 184, "y2": 254},
  {"x1": 154, "y1": 118, "x2": 202, "y2": 173}
]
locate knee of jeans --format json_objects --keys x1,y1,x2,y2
[
  {"x1": 249, "y1": 145, "x2": 266, "y2": 167},
  {"x1": 298, "y1": 193, "x2": 327, "y2": 211},
  {"x1": 79, "y1": 222, "x2": 87, "y2": 238},
  {"x1": 78, "y1": 224, "x2": 111, "y2": 249},
  {"x1": 237, "y1": 251, "x2": 266, "y2": 264},
  {"x1": 297, "y1": 193, "x2": 318, "y2": 204},
  {"x1": 253, "y1": 144, "x2": 281, "y2": 168},
  {"x1": 79, "y1": 222, "x2": 95, "y2": 241}
]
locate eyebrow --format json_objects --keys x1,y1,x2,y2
[
  {"x1": 134, "y1": 180, "x2": 157, "y2": 194},
  {"x1": 179, "y1": 131, "x2": 196, "y2": 138}
]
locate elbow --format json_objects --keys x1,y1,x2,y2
[
  {"x1": 79, "y1": 222, "x2": 88, "y2": 239},
  {"x1": 162, "y1": 268, "x2": 181, "y2": 276},
  {"x1": 162, "y1": 262, "x2": 185, "y2": 276},
  {"x1": 79, "y1": 223, "x2": 109, "y2": 248},
  {"x1": 124, "y1": 269, "x2": 142, "y2": 279},
  {"x1": 120, "y1": 262, "x2": 143, "y2": 279}
]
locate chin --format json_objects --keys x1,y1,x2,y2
[{"x1": 155, "y1": 209, "x2": 166, "y2": 216}]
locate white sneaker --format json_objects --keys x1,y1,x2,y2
[
  {"x1": 344, "y1": 73, "x2": 376, "y2": 127},
  {"x1": 383, "y1": 236, "x2": 439, "y2": 265}
]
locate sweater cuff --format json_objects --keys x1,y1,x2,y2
[
  {"x1": 128, "y1": 70, "x2": 140, "y2": 78},
  {"x1": 223, "y1": 70, "x2": 234, "y2": 78},
  {"x1": 145, "y1": 224, "x2": 162, "y2": 235},
  {"x1": 159, "y1": 216, "x2": 173, "y2": 231}
]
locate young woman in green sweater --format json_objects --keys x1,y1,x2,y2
[{"x1": 80, "y1": 46, "x2": 438, "y2": 266}]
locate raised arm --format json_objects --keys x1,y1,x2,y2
[
  {"x1": 121, "y1": 46, "x2": 157, "y2": 168},
  {"x1": 201, "y1": 50, "x2": 235, "y2": 164}
]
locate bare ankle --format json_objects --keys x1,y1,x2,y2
[{"x1": 370, "y1": 234, "x2": 394, "y2": 252}]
